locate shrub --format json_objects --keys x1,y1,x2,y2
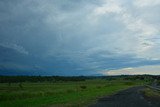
[
  {"x1": 66, "y1": 89, "x2": 75, "y2": 93},
  {"x1": 96, "y1": 86, "x2": 101, "y2": 89},
  {"x1": 80, "y1": 85, "x2": 87, "y2": 89},
  {"x1": 19, "y1": 83, "x2": 23, "y2": 89}
]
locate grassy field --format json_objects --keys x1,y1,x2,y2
[{"x1": 0, "y1": 79, "x2": 147, "y2": 107}]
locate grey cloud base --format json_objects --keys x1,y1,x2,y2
[{"x1": 0, "y1": 0, "x2": 160, "y2": 75}]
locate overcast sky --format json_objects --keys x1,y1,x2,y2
[{"x1": 0, "y1": 0, "x2": 160, "y2": 76}]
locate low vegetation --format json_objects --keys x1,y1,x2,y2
[
  {"x1": 0, "y1": 75, "x2": 159, "y2": 107},
  {"x1": 142, "y1": 88, "x2": 160, "y2": 99}
]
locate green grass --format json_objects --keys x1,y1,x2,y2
[{"x1": 0, "y1": 79, "x2": 147, "y2": 107}]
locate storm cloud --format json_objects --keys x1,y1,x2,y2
[{"x1": 0, "y1": 0, "x2": 160, "y2": 75}]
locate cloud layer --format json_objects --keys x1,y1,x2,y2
[
  {"x1": 0, "y1": 0, "x2": 160, "y2": 75},
  {"x1": 103, "y1": 65, "x2": 160, "y2": 75}
]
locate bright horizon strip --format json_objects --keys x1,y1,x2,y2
[{"x1": 102, "y1": 65, "x2": 160, "y2": 76}]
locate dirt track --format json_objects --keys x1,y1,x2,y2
[{"x1": 89, "y1": 86, "x2": 160, "y2": 107}]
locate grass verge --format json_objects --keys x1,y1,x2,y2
[{"x1": 141, "y1": 88, "x2": 160, "y2": 100}]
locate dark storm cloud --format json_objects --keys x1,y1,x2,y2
[{"x1": 0, "y1": 0, "x2": 160, "y2": 75}]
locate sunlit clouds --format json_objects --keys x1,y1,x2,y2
[{"x1": 103, "y1": 65, "x2": 160, "y2": 75}]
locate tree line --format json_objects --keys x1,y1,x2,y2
[{"x1": 0, "y1": 75, "x2": 159, "y2": 83}]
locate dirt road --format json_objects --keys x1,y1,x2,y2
[{"x1": 89, "y1": 86, "x2": 160, "y2": 107}]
